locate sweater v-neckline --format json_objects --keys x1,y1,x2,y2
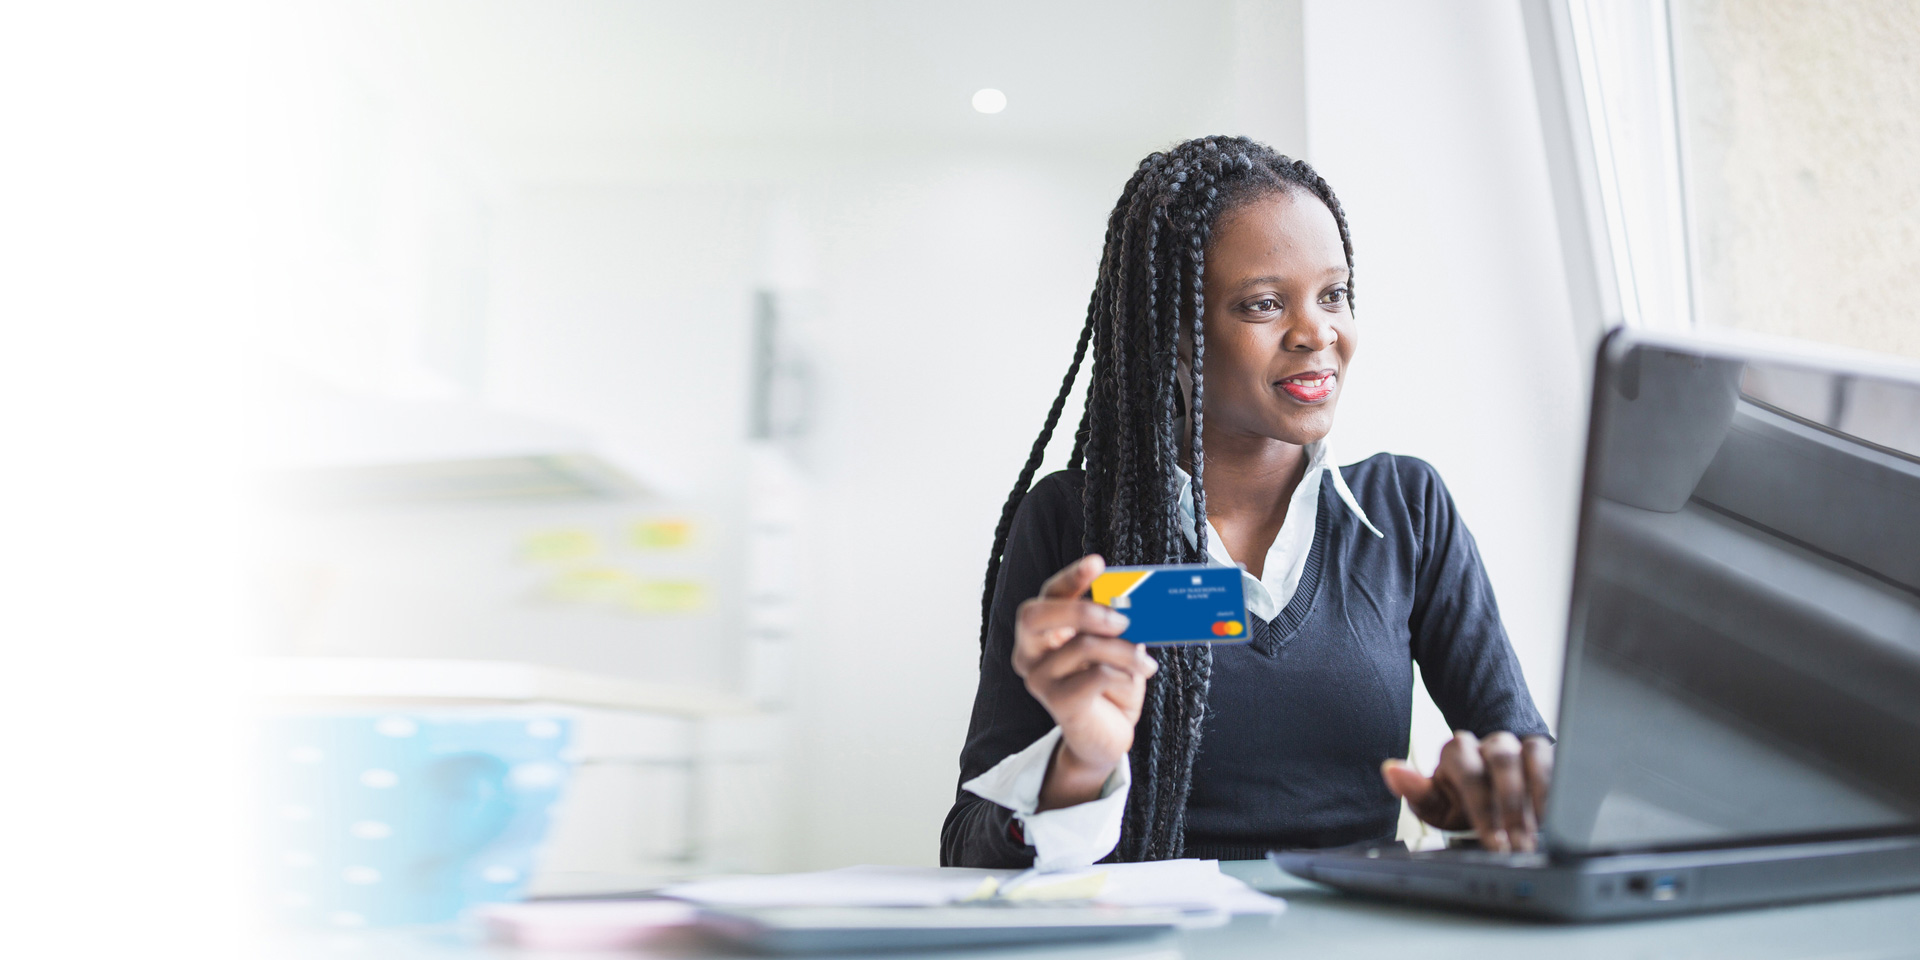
[{"x1": 1243, "y1": 484, "x2": 1331, "y2": 658}]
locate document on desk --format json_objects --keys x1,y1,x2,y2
[{"x1": 658, "y1": 859, "x2": 1282, "y2": 917}]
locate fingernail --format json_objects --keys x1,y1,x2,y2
[{"x1": 1108, "y1": 611, "x2": 1130, "y2": 631}]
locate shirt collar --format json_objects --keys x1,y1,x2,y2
[{"x1": 1171, "y1": 438, "x2": 1384, "y2": 544}]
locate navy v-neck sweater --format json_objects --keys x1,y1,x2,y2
[{"x1": 942, "y1": 454, "x2": 1550, "y2": 866}]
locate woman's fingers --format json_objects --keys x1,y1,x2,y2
[
  {"x1": 1380, "y1": 759, "x2": 1454, "y2": 826},
  {"x1": 1523, "y1": 736, "x2": 1554, "y2": 822},
  {"x1": 1037, "y1": 553, "x2": 1105, "y2": 599},
  {"x1": 1013, "y1": 599, "x2": 1129, "y2": 674},
  {"x1": 1016, "y1": 554, "x2": 1120, "y2": 667},
  {"x1": 1048, "y1": 662, "x2": 1148, "y2": 722},
  {"x1": 1017, "y1": 598, "x2": 1130, "y2": 643},
  {"x1": 1390, "y1": 732, "x2": 1553, "y2": 852},
  {"x1": 1025, "y1": 635, "x2": 1153, "y2": 688},
  {"x1": 1439, "y1": 731, "x2": 1500, "y2": 849},
  {"x1": 1480, "y1": 732, "x2": 1535, "y2": 853}
]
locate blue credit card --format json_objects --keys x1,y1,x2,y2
[{"x1": 1090, "y1": 564, "x2": 1249, "y2": 645}]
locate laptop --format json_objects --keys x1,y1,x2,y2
[{"x1": 1272, "y1": 327, "x2": 1920, "y2": 920}]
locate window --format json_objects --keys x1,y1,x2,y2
[
  {"x1": 1524, "y1": 0, "x2": 1920, "y2": 362},
  {"x1": 1671, "y1": 0, "x2": 1920, "y2": 362}
]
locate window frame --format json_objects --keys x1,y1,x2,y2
[{"x1": 1522, "y1": 0, "x2": 1696, "y2": 363}]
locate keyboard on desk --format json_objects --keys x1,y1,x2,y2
[
  {"x1": 1303, "y1": 841, "x2": 1549, "y2": 868},
  {"x1": 1273, "y1": 834, "x2": 1920, "y2": 921},
  {"x1": 1406, "y1": 848, "x2": 1550, "y2": 868}
]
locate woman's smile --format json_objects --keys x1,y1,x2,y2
[{"x1": 1277, "y1": 369, "x2": 1337, "y2": 403}]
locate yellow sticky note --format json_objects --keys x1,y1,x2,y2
[
  {"x1": 623, "y1": 579, "x2": 706, "y2": 613},
  {"x1": 631, "y1": 519, "x2": 694, "y2": 550},
  {"x1": 543, "y1": 567, "x2": 635, "y2": 604},
  {"x1": 521, "y1": 529, "x2": 601, "y2": 564}
]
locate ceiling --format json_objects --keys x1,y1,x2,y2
[{"x1": 277, "y1": 0, "x2": 1262, "y2": 176}]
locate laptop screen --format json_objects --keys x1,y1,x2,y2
[{"x1": 1545, "y1": 332, "x2": 1920, "y2": 855}]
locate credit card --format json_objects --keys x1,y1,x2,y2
[{"x1": 1090, "y1": 564, "x2": 1249, "y2": 645}]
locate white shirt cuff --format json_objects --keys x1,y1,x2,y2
[{"x1": 960, "y1": 727, "x2": 1129, "y2": 871}]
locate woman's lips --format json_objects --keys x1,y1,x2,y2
[{"x1": 1278, "y1": 372, "x2": 1336, "y2": 403}]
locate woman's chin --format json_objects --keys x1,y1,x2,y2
[{"x1": 1265, "y1": 404, "x2": 1338, "y2": 447}]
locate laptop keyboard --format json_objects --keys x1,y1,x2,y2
[{"x1": 1407, "y1": 848, "x2": 1550, "y2": 868}]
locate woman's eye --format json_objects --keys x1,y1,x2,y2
[
  {"x1": 1248, "y1": 297, "x2": 1281, "y2": 313},
  {"x1": 1319, "y1": 288, "x2": 1349, "y2": 305}
]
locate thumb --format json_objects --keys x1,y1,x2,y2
[
  {"x1": 1381, "y1": 759, "x2": 1440, "y2": 814},
  {"x1": 1041, "y1": 553, "x2": 1106, "y2": 600}
]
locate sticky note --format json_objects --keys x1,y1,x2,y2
[
  {"x1": 521, "y1": 529, "x2": 601, "y2": 564},
  {"x1": 631, "y1": 519, "x2": 694, "y2": 550},
  {"x1": 1091, "y1": 565, "x2": 1249, "y2": 645}
]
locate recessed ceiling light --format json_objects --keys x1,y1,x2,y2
[{"x1": 971, "y1": 88, "x2": 1007, "y2": 115}]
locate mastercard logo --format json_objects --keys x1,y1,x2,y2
[{"x1": 1211, "y1": 620, "x2": 1245, "y2": 637}]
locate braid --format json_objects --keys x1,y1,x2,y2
[
  {"x1": 980, "y1": 136, "x2": 1356, "y2": 860},
  {"x1": 1186, "y1": 165, "x2": 1214, "y2": 565}
]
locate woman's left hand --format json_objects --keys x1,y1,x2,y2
[{"x1": 1380, "y1": 731, "x2": 1554, "y2": 853}]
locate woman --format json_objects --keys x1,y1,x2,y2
[{"x1": 942, "y1": 136, "x2": 1553, "y2": 869}]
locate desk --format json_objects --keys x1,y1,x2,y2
[{"x1": 269, "y1": 860, "x2": 1920, "y2": 960}]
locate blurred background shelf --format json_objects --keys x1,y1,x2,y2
[
  {"x1": 254, "y1": 656, "x2": 758, "y2": 716},
  {"x1": 255, "y1": 656, "x2": 786, "y2": 895}
]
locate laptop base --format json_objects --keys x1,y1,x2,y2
[{"x1": 1271, "y1": 833, "x2": 1920, "y2": 921}]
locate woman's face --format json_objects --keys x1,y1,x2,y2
[{"x1": 1197, "y1": 189, "x2": 1356, "y2": 448}]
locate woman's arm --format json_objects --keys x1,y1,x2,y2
[
  {"x1": 942, "y1": 473, "x2": 1151, "y2": 868},
  {"x1": 944, "y1": 476, "x2": 1073, "y2": 867},
  {"x1": 1387, "y1": 456, "x2": 1554, "y2": 851}
]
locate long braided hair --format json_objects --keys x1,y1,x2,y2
[{"x1": 979, "y1": 136, "x2": 1356, "y2": 861}]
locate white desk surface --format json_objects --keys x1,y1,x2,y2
[{"x1": 266, "y1": 860, "x2": 1920, "y2": 960}]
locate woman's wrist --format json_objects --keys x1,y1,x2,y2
[{"x1": 1036, "y1": 738, "x2": 1118, "y2": 812}]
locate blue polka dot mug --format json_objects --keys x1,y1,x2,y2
[{"x1": 259, "y1": 712, "x2": 571, "y2": 927}]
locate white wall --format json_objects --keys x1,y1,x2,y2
[
  {"x1": 1303, "y1": 0, "x2": 1588, "y2": 765},
  {"x1": 784, "y1": 153, "x2": 1135, "y2": 868}
]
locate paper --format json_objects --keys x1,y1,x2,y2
[
  {"x1": 1093, "y1": 860, "x2": 1283, "y2": 914},
  {"x1": 657, "y1": 860, "x2": 1283, "y2": 916},
  {"x1": 961, "y1": 869, "x2": 1110, "y2": 901},
  {"x1": 479, "y1": 900, "x2": 696, "y2": 949},
  {"x1": 660, "y1": 864, "x2": 998, "y2": 908}
]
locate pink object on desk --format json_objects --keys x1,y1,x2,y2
[{"x1": 479, "y1": 900, "x2": 698, "y2": 949}]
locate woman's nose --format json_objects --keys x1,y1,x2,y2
[{"x1": 1283, "y1": 309, "x2": 1338, "y2": 353}]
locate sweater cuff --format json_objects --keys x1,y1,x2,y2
[{"x1": 960, "y1": 727, "x2": 1128, "y2": 871}]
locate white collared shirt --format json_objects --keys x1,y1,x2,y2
[{"x1": 962, "y1": 439, "x2": 1382, "y2": 869}]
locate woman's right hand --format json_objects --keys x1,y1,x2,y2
[{"x1": 1012, "y1": 554, "x2": 1158, "y2": 811}]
